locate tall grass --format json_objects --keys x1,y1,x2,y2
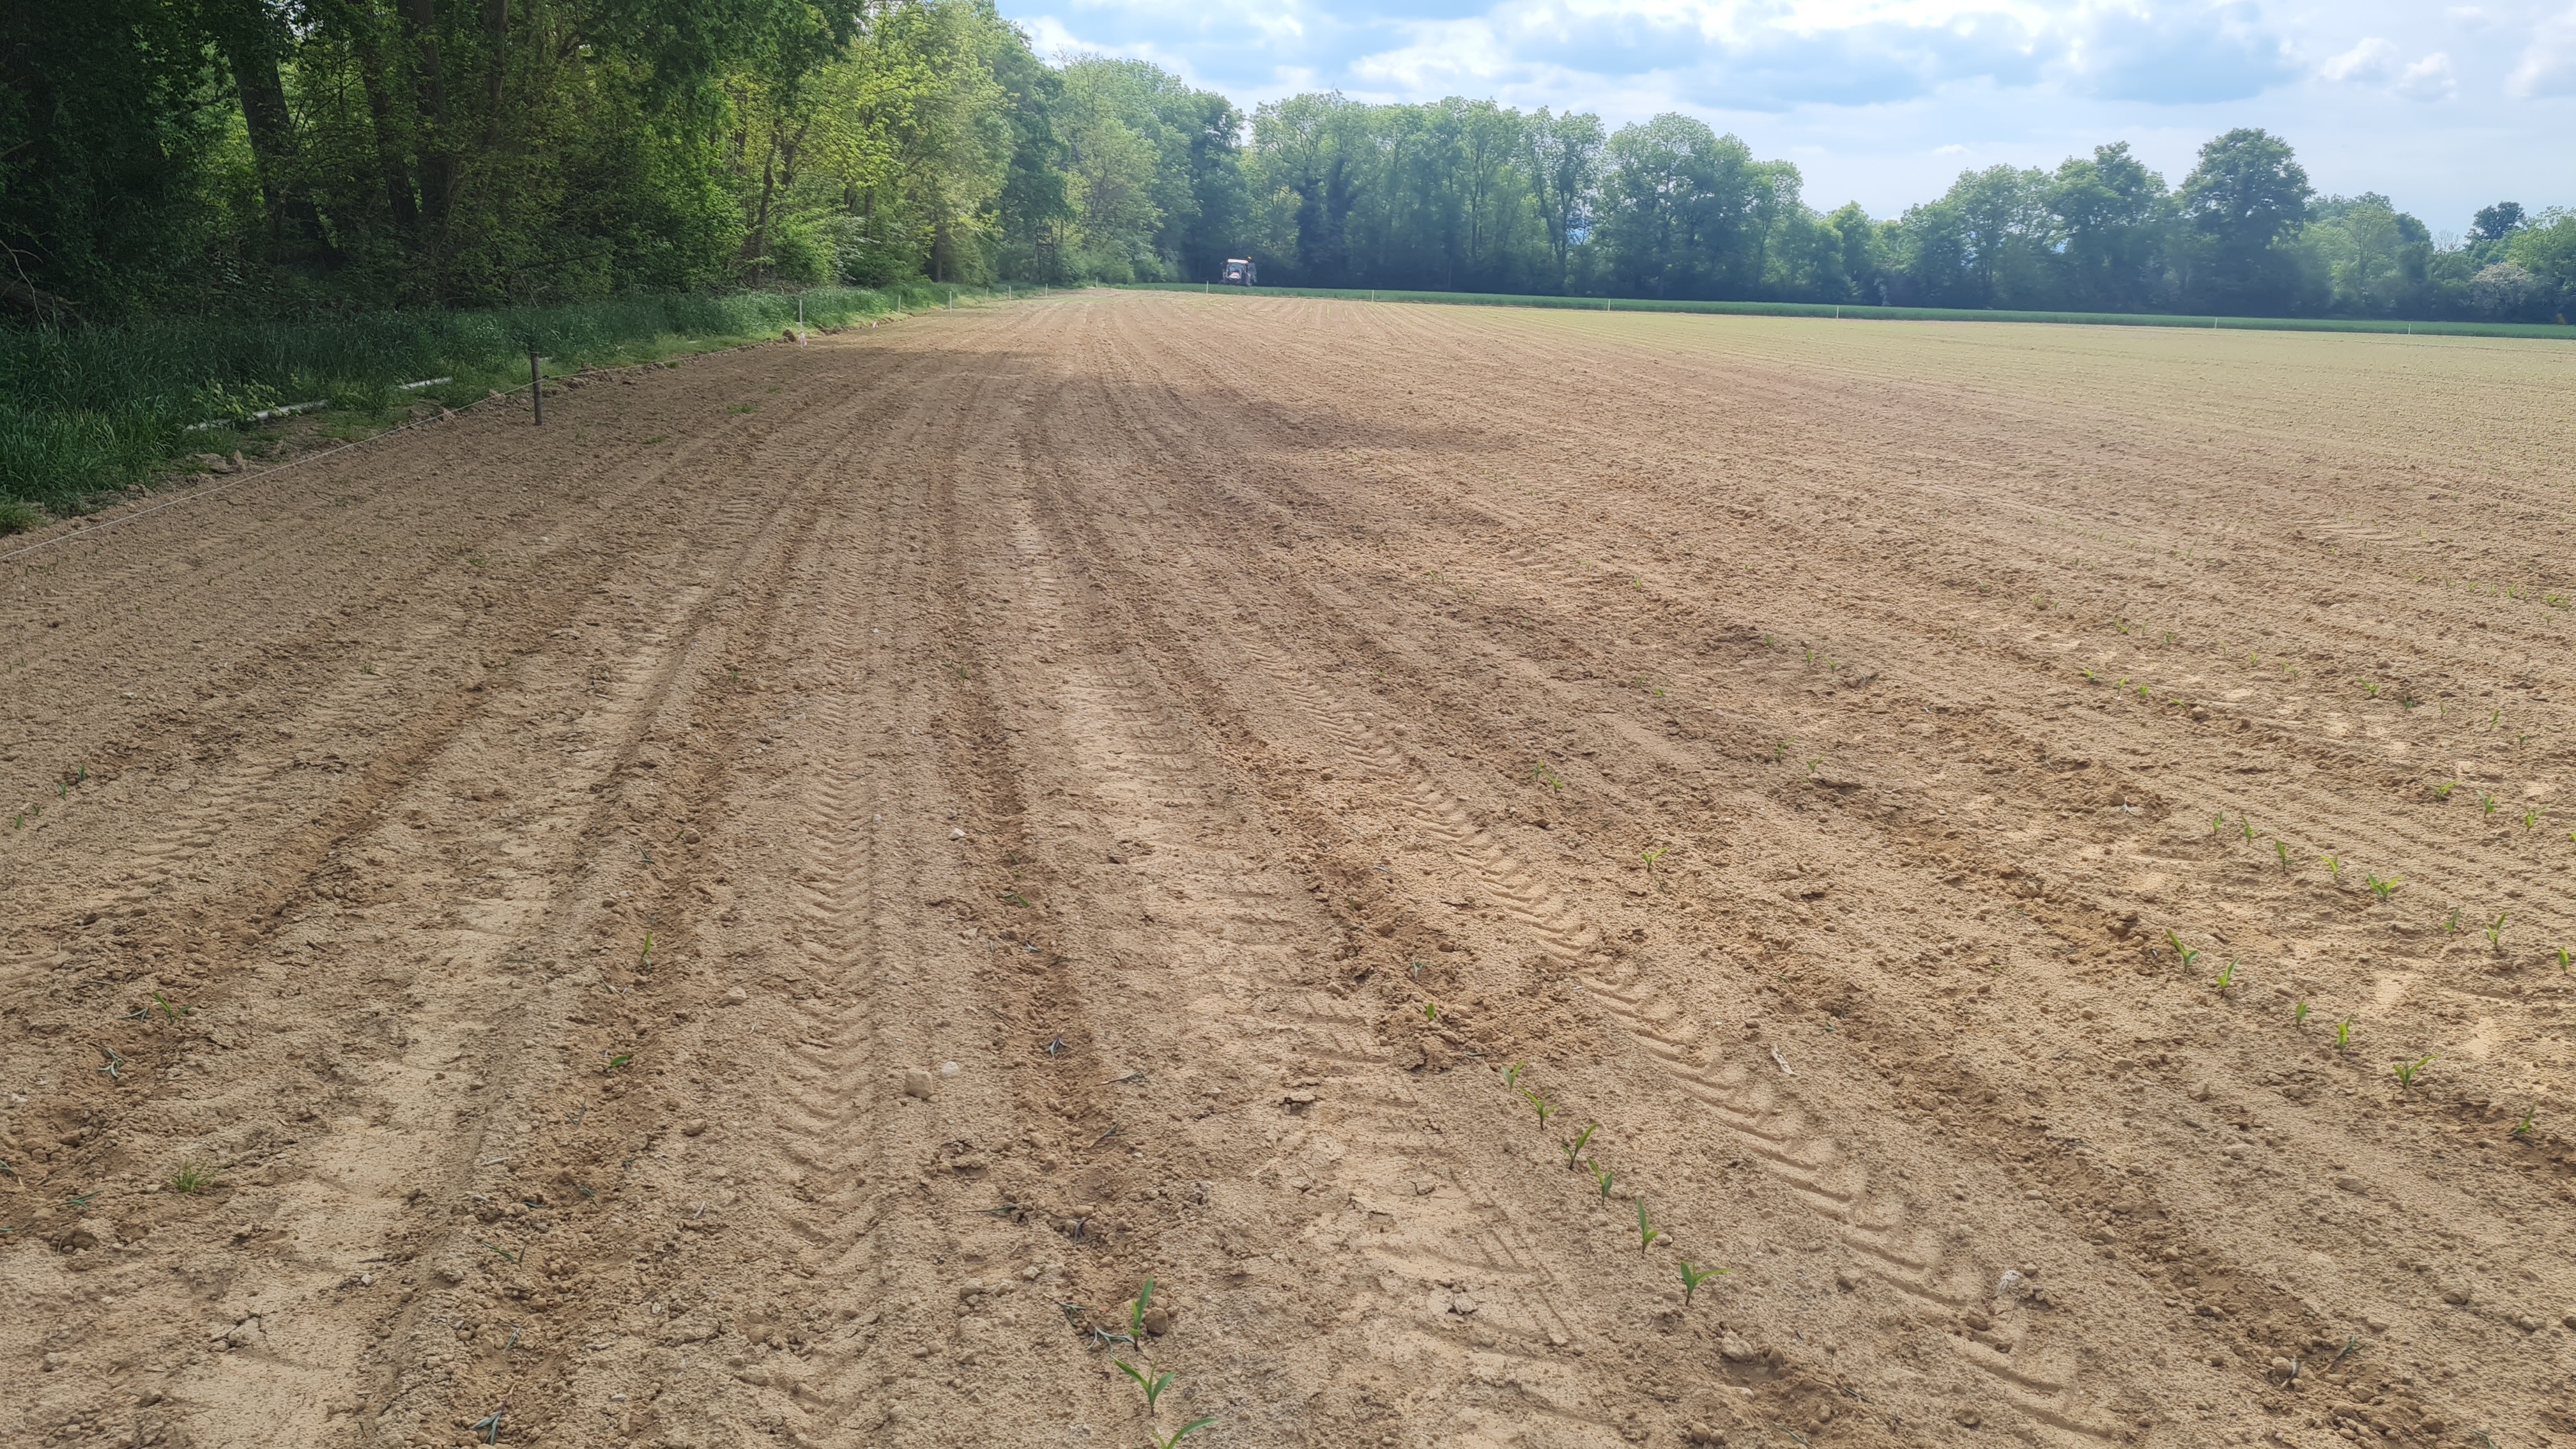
[{"x1": 0, "y1": 282, "x2": 980, "y2": 525}]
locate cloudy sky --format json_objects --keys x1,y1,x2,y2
[{"x1": 998, "y1": 1, "x2": 2576, "y2": 233}]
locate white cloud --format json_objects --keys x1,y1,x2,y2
[
  {"x1": 2509, "y1": 5, "x2": 2576, "y2": 96},
  {"x1": 2319, "y1": 36, "x2": 2399, "y2": 82},
  {"x1": 2395, "y1": 50, "x2": 2455, "y2": 98}
]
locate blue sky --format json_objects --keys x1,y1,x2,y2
[{"x1": 998, "y1": 1, "x2": 2576, "y2": 234}]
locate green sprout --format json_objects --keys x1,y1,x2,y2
[
  {"x1": 1677, "y1": 1261, "x2": 1730, "y2": 1305},
  {"x1": 2320, "y1": 854, "x2": 2343, "y2": 881},
  {"x1": 2487, "y1": 912, "x2": 2508, "y2": 950},
  {"x1": 2334, "y1": 1019, "x2": 2353, "y2": 1053},
  {"x1": 1588, "y1": 1158, "x2": 1617, "y2": 1199},
  {"x1": 1119, "y1": 1278, "x2": 1159, "y2": 1346},
  {"x1": 1423, "y1": 1000, "x2": 1440, "y2": 1025},
  {"x1": 2241, "y1": 817, "x2": 2255, "y2": 841},
  {"x1": 2511, "y1": 1105, "x2": 2536, "y2": 1138},
  {"x1": 152, "y1": 990, "x2": 192, "y2": 1022},
  {"x1": 2214, "y1": 958, "x2": 2240, "y2": 992},
  {"x1": 1641, "y1": 844, "x2": 1669, "y2": 870},
  {"x1": 2292, "y1": 1000, "x2": 2310, "y2": 1026},
  {"x1": 2366, "y1": 874, "x2": 2400, "y2": 903},
  {"x1": 2273, "y1": 839, "x2": 2290, "y2": 868},
  {"x1": 604, "y1": 1052, "x2": 633, "y2": 1073},
  {"x1": 2163, "y1": 931, "x2": 2202, "y2": 969},
  {"x1": 640, "y1": 930, "x2": 655, "y2": 963},
  {"x1": 2481, "y1": 793, "x2": 2498, "y2": 818},
  {"x1": 1521, "y1": 1089, "x2": 1557, "y2": 1128},
  {"x1": 1634, "y1": 1198, "x2": 1664, "y2": 1251},
  {"x1": 2392, "y1": 1054, "x2": 2435, "y2": 1088},
  {"x1": 2523, "y1": 810, "x2": 2542, "y2": 831},
  {"x1": 1114, "y1": 1360, "x2": 1173, "y2": 1415},
  {"x1": 169, "y1": 1162, "x2": 211, "y2": 1194},
  {"x1": 2209, "y1": 811, "x2": 2225, "y2": 837},
  {"x1": 2444, "y1": 907, "x2": 2463, "y2": 934},
  {"x1": 1503, "y1": 1061, "x2": 1524, "y2": 1088},
  {"x1": 2556, "y1": 947, "x2": 2572, "y2": 974},
  {"x1": 1560, "y1": 1123, "x2": 1597, "y2": 1169},
  {"x1": 1145, "y1": 1420, "x2": 1216, "y2": 1449},
  {"x1": 2434, "y1": 781, "x2": 2457, "y2": 800},
  {"x1": 1533, "y1": 763, "x2": 1564, "y2": 792}
]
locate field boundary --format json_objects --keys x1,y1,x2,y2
[{"x1": 1119, "y1": 282, "x2": 2576, "y2": 341}]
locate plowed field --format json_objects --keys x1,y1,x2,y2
[{"x1": 6, "y1": 291, "x2": 2575, "y2": 1449}]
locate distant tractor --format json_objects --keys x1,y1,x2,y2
[{"x1": 1220, "y1": 258, "x2": 1257, "y2": 287}]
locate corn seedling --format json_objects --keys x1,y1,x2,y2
[
  {"x1": 1522, "y1": 1089, "x2": 1557, "y2": 1128},
  {"x1": 1634, "y1": 1198, "x2": 1664, "y2": 1251},
  {"x1": 1503, "y1": 1061, "x2": 1524, "y2": 1089},
  {"x1": 2240, "y1": 816, "x2": 2255, "y2": 841},
  {"x1": 1144, "y1": 1419, "x2": 1216, "y2": 1449},
  {"x1": 169, "y1": 1162, "x2": 211, "y2": 1194},
  {"x1": 2489, "y1": 708, "x2": 2502, "y2": 730},
  {"x1": 2366, "y1": 874, "x2": 2401, "y2": 903},
  {"x1": 2209, "y1": 811, "x2": 2225, "y2": 837},
  {"x1": 2361, "y1": 680, "x2": 2380, "y2": 698},
  {"x1": 1560, "y1": 1123, "x2": 1597, "y2": 1168},
  {"x1": 639, "y1": 930, "x2": 655, "y2": 964},
  {"x1": 2524, "y1": 810, "x2": 2542, "y2": 831},
  {"x1": 1772, "y1": 740, "x2": 1788, "y2": 762},
  {"x1": 1641, "y1": 844, "x2": 1669, "y2": 872},
  {"x1": 2511, "y1": 1105, "x2": 2536, "y2": 1138},
  {"x1": 1128, "y1": 1278, "x2": 1156, "y2": 1342},
  {"x1": 2334, "y1": 1019, "x2": 2353, "y2": 1053},
  {"x1": 2273, "y1": 839, "x2": 2290, "y2": 868},
  {"x1": 2444, "y1": 907, "x2": 2462, "y2": 934},
  {"x1": 2486, "y1": 912, "x2": 2507, "y2": 950},
  {"x1": 2392, "y1": 1054, "x2": 2435, "y2": 1088},
  {"x1": 96, "y1": 1045, "x2": 124, "y2": 1081},
  {"x1": 2481, "y1": 793, "x2": 2498, "y2": 818},
  {"x1": 2557, "y1": 947, "x2": 2572, "y2": 973},
  {"x1": 1533, "y1": 764, "x2": 1563, "y2": 792},
  {"x1": 480, "y1": 1239, "x2": 519, "y2": 1263},
  {"x1": 2163, "y1": 931, "x2": 2202, "y2": 969},
  {"x1": 2214, "y1": 958, "x2": 2240, "y2": 992},
  {"x1": 1422, "y1": 1000, "x2": 1441, "y2": 1025},
  {"x1": 1114, "y1": 1360, "x2": 1174, "y2": 1415},
  {"x1": 2433, "y1": 781, "x2": 2456, "y2": 800},
  {"x1": 604, "y1": 1052, "x2": 632, "y2": 1073},
  {"x1": 2320, "y1": 854, "x2": 2343, "y2": 881},
  {"x1": 1677, "y1": 1261, "x2": 1730, "y2": 1305},
  {"x1": 2292, "y1": 1000, "x2": 2310, "y2": 1026},
  {"x1": 1588, "y1": 1158, "x2": 1617, "y2": 1199}
]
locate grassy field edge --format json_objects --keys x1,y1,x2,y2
[{"x1": 0, "y1": 283, "x2": 1001, "y2": 530}]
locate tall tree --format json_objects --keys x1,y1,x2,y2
[
  {"x1": 2176, "y1": 127, "x2": 2312, "y2": 312},
  {"x1": 1524, "y1": 108, "x2": 1602, "y2": 295}
]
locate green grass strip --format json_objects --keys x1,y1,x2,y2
[{"x1": 1121, "y1": 282, "x2": 2576, "y2": 341}]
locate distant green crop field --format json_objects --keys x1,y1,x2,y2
[{"x1": 1122, "y1": 283, "x2": 2576, "y2": 342}]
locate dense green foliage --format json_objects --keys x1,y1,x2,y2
[{"x1": 7, "y1": 1, "x2": 2567, "y2": 324}]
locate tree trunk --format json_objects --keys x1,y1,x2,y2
[
  {"x1": 338, "y1": 3, "x2": 420, "y2": 231},
  {"x1": 207, "y1": 1, "x2": 316, "y2": 245},
  {"x1": 401, "y1": 0, "x2": 454, "y2": 232}
]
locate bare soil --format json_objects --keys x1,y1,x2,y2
[{"x1": 6, "y1": 292, "x2": 2575, "y2": 1449}]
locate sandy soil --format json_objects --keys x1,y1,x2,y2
[{"x1": 5, "y1": 292, "x2": 2575, "y2": 1449}]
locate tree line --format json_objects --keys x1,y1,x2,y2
[{"x1": 6, "y1": 0, "x2": 2570, "y2": 324}]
